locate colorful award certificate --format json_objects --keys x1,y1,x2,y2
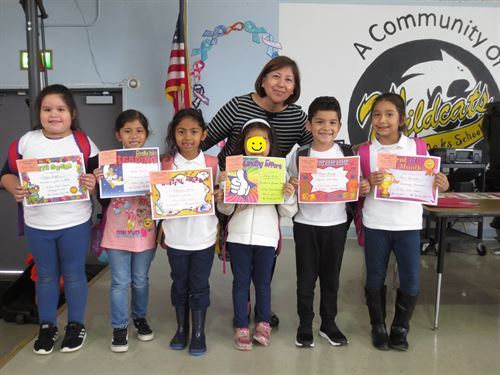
[
  {"x1": 298, "y1": 156, "x2": 360, "y2": 203},
  {"x1": 224, "y1": 156, "x2": 286, "y2": 204},
  {"x1": 149, "y1": 168, "x2": 214, "y2": 220},
  {"x1": 374, "y1": 153, "x2": 441, "y2": 205},
  {"x1": 99, "y1": 148, "x2": 160, "y2": 198},
  {"x1": 17, "y1": 154, "x2": 89, "y2": 206}
]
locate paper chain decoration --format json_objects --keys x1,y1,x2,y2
[{"x1": 190, "y1": 21, "x2": 282, "y2": 108}]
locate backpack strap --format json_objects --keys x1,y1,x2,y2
[
  {"x1": 414, "y1": 137, "x2": 428, "y2": 155},
  {"x1": 161, "y1": 157, "x2": 174, "y2": 170},
  {"x1": 7, "y1": 139, "x2": 25, "y2": 236},
  {"x1": 358, "y1": 143, "x2": 371, "y2": 178},
  {"x1": 72, "y1": 130, "x2": 91, "y2": 169},
  {"x1": 338, "y1": 142, "x2": 355, "y2": 157},
  {"x1": 204, "y1": 154, "x2": 219, "y2": 187},
  {"x1": 7, "y1": 139, "x2": 21, "y2": 175},
  {"x1": 295, "y1": 143, "x2": 312, "y2": 170}
]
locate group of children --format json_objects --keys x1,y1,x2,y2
[{"x1": 1, "y1": 84, "x2": 449, "y2": 357}]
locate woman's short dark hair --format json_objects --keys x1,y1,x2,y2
[{"x1": 254, "y1": 55, "x2": 301, "y2": 105}]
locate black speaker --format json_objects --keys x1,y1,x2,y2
[{"x1": 483, "y1": 101, "x2": 500, "y2": 171}]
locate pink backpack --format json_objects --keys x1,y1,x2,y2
[{"x1": 354, "y1": 138, "x2": 428, "y2": 246}]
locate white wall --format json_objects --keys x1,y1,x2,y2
[{"x1": 0, "y1": 0, "x2": 497, "y2": 150}]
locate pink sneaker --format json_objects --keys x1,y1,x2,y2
[
  {"x1": 253, "y1": 322, "x2": 271, "y2": 346},
  {"x1": 234, "y1": 328, "x2": 252, "y2": 351}
]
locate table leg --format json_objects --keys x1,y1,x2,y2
[{"x1": 434, "y1": 216, "x2": 447, "y2": 330}]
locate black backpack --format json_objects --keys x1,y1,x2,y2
[
  {"x1": 0, "y1": 263, "x2": 40, "y2": 324},
  {"x1": 483, "y1": 101, "x2": 500, "y2": 191}
]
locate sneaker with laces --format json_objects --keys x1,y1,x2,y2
[
  {"x1": 270, "y1": 311, "x2": 279, "y2": 328},
  {"x1": 33, "y1": 323, "x2": 58, "y2": 355},
  {"x1": 295, "y1": 326, "x2": 314, "y2": 348},
  {"x1": 133, "y1": 318, "x2": 154, "y2": 341},
  {"x1": 253, "y1": 322, "x2": 271, "y2": 346},
  {"x1": 60, "y1": 322, "x2": 86, "y2": 353},
  {"x1": 234, "y1": 328, "x2": 252, "y2": 351},
  {"x1": 110, "y1": 327, "x2": 129, "y2": 353},
  {"x1": 319, "y1": 323, "x2": 348, "y2": 346}
]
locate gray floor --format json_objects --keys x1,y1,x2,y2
[{"x1": 1, "y1": 235, "x2": 499, "y2": 375}]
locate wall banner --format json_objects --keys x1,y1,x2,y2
[{"x1": 280, "y1": 4, "x2": 499, "y2": 149}]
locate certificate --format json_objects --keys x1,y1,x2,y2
[
  {"x1": 99, "y1": 147, "x2": 160, "y2": 198},
  {"x1": 224, "y1": 156, "x2": 286, "y2": 204},
  {"x1": 374, "y1": 153, "x2": 441, "y2": 205},
  {"x1": 17, "y1": 154, "x2": 89, "y2": 206},
  {"x1": 298, "y1": 156, "x2": 360, "y2": 203},
  {"x1": 149, "y1": 168, "x2": 214, "y2": 220}
]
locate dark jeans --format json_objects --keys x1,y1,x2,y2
[
  {"x1": 228, "y1": 242, "x2": 275, "y2": 328},
  {"x1": 167, "y1": 245, "x2": 215, "y2": 310},
  {"x1": 363, "y1": 226, "x2": 420, "y2": 296},
  {"x1": 293, "y1": 221, "x2": 348, "y2": 327}
]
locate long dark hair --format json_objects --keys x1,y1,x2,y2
[
  {"x1": 115, "y1": 109, "x2": 150, "y2": 136},
  {"x1": 34, "y1": 84, "x2": 80, "y2": 130},
  {"x1": 163, "y1": 108, "x2": 206, "y2": 160},
  {"x1": 231, "y1": 119, "x2": 280, "y2": 157},
  {"x1": 371, "y1": 92, "x2": 407, "y2": 134}
]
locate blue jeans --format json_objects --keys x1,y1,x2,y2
[
  {"x1": 228, "y1": 242, "x2": 275, "y2": 328},
  {"x1": 25, "y1": 220, "x2": 91, "y2": 325},
  {"x1": 107, "y1": 248, "x2": 156, "y2": 328},
  {"x1": 363, "y1": 226, "x2": 420, "y2": 296},
  {"x1": 167, "y1": 245, "x2": 214, "y2": 310}
]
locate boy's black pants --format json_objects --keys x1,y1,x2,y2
[{"x1": 293, "y1": 221, "x2": 348, "y2": 328}]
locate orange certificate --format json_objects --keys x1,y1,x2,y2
[{"x1": 298, "y1": 156, "x2": 360, "y2": 203}]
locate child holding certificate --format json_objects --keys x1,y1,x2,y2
[
  {"x1": 1, "y1": 84, "x2": 98, "y2": 354},
  {"x1": 287, "y1": 96, "x2": 355, "y2": 348},
  {"x1": 160, "y1": 108, "x2": 220, "y2": 356},
  {"x1": 217, "y1": 119, "x2": 296, "y2": 351},
  {"x1": 93, "y1": 110, "x2": 156, "y2": 353},
  {"x1": 358, "y1": 93, "x2": 449, "y2": 352}
]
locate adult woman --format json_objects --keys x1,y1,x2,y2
[
  {"x1": 202, "y1": 55, "x2": 312, "y2": 167},
  {"x1": 203, "y1": 56, "x2": 312, "y2": 328}
]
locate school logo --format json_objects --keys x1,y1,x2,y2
[{"x1": 348, "y1": 39, "x2": 499, "y2": 149}]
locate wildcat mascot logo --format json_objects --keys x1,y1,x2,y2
[{"x1": 348, "y1": 39, "x2": 499, "y2": 149}]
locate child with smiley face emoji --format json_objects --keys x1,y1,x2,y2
[{"x1": 217, "y1": 118, "x2": 297, "y2": 351}]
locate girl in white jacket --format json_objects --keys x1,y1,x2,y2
[{"x1": 217, "y1": 119, "x2": 296, "y2": 351}]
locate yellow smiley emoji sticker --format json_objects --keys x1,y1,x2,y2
[{"x1": 246, "y1": 136, "x2": 266, "y2": 154}]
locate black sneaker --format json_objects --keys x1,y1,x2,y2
[
  {"x1": 295, "y1": 326, "x2": 314, "y2": 348},
  {"x1": 33, "y1": 323, "x2": 58, "y2": 355},
  {"x1": 60, "y1": 322, "x2": 86, "y2": 352},
  {"x1": 133, "y1": 318, "x2": 154, "y2": 341},
  {"x1": 319, "y1": 323, "x2": 348, "y2": 346},
  {"x1": 111, "y1": 327, "x2": 129, "y2": 353},
  {"x1": 270, "y1": 311, "x2": 280, "y2": 328}
]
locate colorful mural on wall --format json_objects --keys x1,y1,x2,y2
[{"x1": 190, "y1": 21, "x2": 282, "y2": 109}]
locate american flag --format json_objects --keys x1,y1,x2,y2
[{"x1": 165, "y1": 0, "x2": 191, "y2": 112}]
